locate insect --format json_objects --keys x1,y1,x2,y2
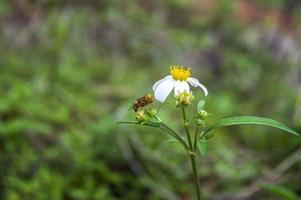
[{"x1": 132, "y1": 94, "x2": 153, "y2": 112}]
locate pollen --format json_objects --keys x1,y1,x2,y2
[{"x1": 170, "y1": 66, "x2": 190, "y2": 81}]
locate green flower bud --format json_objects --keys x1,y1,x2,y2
[
  {"x1": 197, "y1": 110, "x2": 208, "y2": 120},
  {"x1": 176, "y1": 91, "x2": 194, "y2": 106},
  {"x1": 146, "y1": 107, "x2": 158, "y2": 118},
  {"x1": 135, "y1": 110, "x2": 149, "y2": 123}
]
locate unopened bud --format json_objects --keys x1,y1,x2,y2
[
  {"x1": 146, "y1": 107, "x2": 158, "y2": 118},
  {"x1": 176, "y1": 91, "x2": 194, "y2": 106},
  {"x1": 135, "y1": 110, "x2": 148, "y2": 123},
  {"x1": 197, "y1": 110, "x2": 208, "y2": 120}
]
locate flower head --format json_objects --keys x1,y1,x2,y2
[
  {"x1": 176, "y1": 91, "x2": 194, "y2": 106},
  {"x1": 197, "y1": 110, "x2": 208, "y2": 120},
  {"x1": 135, "y1": 110, "x2": 149, "y2": 122},
  {"x1": 146, "y1": 107, "x2": 158, "y2": 118},
  {"x1": 170, "y1": 66, "x2": 190, "y2": 81},
  {"x1": 152, "y1": 66, "x2": 208, "y2": 102}
]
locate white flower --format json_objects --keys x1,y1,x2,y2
[{"x1": 152, "y1": 66, "x2": 208, "y2": 102}]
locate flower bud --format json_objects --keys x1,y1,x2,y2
[
  {"x1": 135, "y1": 110, "x2": 149, "y2": 123},
  {"x1": 195, "y1": 118, "x2": 205, "y2": 126},
  {"x1": 146, "y1": 107, "x2": 158, "y2": 118},
  {"x1": 197, "y1": 110, "x2": 208, "y2": 120},
  {"x1": 176, "y1": 91, "x2": 194, "y2": 106}
]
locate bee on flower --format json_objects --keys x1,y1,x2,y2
[
  {"x1": 152, "y1": 66, "x2": 208, "y2": 102},
  {"x1": 132, "y1": 94, "x2": 153, "y2": 112}
]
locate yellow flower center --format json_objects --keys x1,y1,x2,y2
[{"x1": 170, "y1": 66, "x2": 190, "y2": 81}]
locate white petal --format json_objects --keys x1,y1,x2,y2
[
  {"x1": 187, "y1": 77, "x2": 208, "y2": 96},
  {"x1": 174, "y1": 81, "x2": 190, "y2": 96},
  {"x1": 154, "y1": 78, "x2": 175, "y2": 102},
  {"x1": 152, "y1": 75, "x2": 172, "y2": 91},
  {"x1": 187, "y1": 77, "x2": 199, "y2": 87}
]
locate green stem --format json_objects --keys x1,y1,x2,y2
[
  {"x1": 194, "y1": 125, "x2": 201, "y2": 151},
  {"x1": 190, "y1": 154, "x2": 202, "y2": 200},
  {"x1": 159, "y1": 122, "x2": 189, "y2": 150},
  {"x1": 181, "y1": 106, "x2": 193, "y2": 149},
  {"x1": 181, "y1": 106, "x2": 202, "y2": 200}
]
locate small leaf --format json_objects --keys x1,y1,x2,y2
[
  {"x1": 205, "y1": 116, "x2": 299, "y2": 136},
  {"x1": 167, "y1": 139, "x2": 180, "y2": 143},
  {"x1": 197, "y1": 100, "x2": 206, "y2": 112},
  {"x1": 197, "y1": 138, "x2": 206, "y2": 156},
  {"x1": 260, "y1": 184, "x2": 301, "y2": 200}
]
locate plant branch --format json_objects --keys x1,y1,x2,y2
[
  {"x1": 159, "y1": 122, "x2": 189, "y2": 150},
  {"x1": 193, "y1": 125, "x2": 201, "y2": 151},
  {"x1": 118, "y1": 121, "x2": 189, "y2": 150},
  {"x1": 181, "y1": 106, "x2": 202, "y2": 200},
  {"x1": 181, "y1": 106, "x2": 193, "y2": 150},
  {"x1": 190, "y1": 154, "x2": 202, "y2": 200}
]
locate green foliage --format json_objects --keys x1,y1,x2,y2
[
  {"x1": 197, "y1": 100, "x2": 206, "y2": 112},
  {"x1": 206, "y1": 116, "x2": 300, "y2": 136},
  {"x1": 197, "y1": 138, "x2": 206, "y2": 156},
  {"x1": 0, "y1": 0, "x2": 300, "y2": 199},
  {"x1": 260, "y1": 184, "x2": 301, "y2": 200}
]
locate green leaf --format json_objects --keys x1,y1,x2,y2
[
  {"x1": 260, "y1": 184, "x2": 301, "y2": 200},
  {"x1": 197, "y1": 138, "x2": 206, "y2": 156},
  {"x1": 205, "y1": 116, "x2": 299, "y2": 136},
  {"x1": 197, "y1": 100, "x2": 206, "y2": 112},
  {"x1": 166, "y1": 139, "x2": 180, "y2": 143},
  {"x1": 118, "y1": 121, "x2": 189, "y2": 150}
]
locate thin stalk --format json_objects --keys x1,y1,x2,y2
[
  {"x1": 118, "y1": 121, "x2": 189, "y2": 150},
  {"x1": 159, "y1": 122, "x2": 189, "y2": 150},
  {"x1": 181, "y1": 106, "x2": 193, "y2": 149},
  {"x1": 193, "y1": 125, "x2": 201, "y2": 151},
  {"x1": 181, "y1": 106, "x2": 202, "y2": 200},
  {"x1": 190, "y1": 154, "x2": 202, "y2": 200}
]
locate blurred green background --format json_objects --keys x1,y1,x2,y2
[{"x1": 0, "y1": 0, "x2": 301, "y2": 199}]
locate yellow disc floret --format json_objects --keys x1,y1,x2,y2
[{"x1": 170, "y1": 66, "x2": 190, "y2": 81}]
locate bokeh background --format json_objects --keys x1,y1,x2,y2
[{"x1": 1, "y1": 0, "x2": 301, "y2": 199}]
